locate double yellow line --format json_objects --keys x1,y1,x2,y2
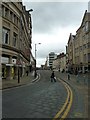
[{"x1": 53, "y1": 79, "x2": 73, "y2": 120}]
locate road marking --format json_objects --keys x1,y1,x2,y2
[
  {"x1": 53, "y1": 84, "x2": 69, "y2": 119},
  {"x1": 32, "y1": 73, "x2": 40, "y2": 83},
  {"x1": 61, "y1": 83, "x2": 73, "y2": 119},
  {"x1": 53, "y1": 78, "x2": 73, "y2": 120}
]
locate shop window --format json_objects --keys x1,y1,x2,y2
[{"x1": 2, "y1": 28, "x2": 9, "y2": 44}]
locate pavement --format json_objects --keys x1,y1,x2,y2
[
  {"x1": 2, "y1": 71, "x2": 39, "y2": 90},
  {"x1": 55, "y1": 72, "x2": 89, "y2": 97},
  {"x1": 56, "y1": 72, "x2": 89, "y2": 87},
  {"x1": 55, "y1": 72, "x2": 89, "y2": 118}
]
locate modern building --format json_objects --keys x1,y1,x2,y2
[
  {"x1": 1, "y1": 2, "x2": 34, "y2": 80},
  {"x1": 67, "y1": 10, "x2": 90, "y2": 73},
  {"x1": 49, "y1": 52, "x2": 57, "y2": 69}
]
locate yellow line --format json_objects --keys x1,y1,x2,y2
[
  {"x1": 53, "y1": 82, "x2": 70, "y2": 120},
  {"x1": 60, "y1": 84, "x2": 73, "y2": 119},
  {"x1": 53, "y1": 79, "x2": 73, "y2": 120}
]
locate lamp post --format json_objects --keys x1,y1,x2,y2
[
  {"x1": 28, "y1": 9, "x2": 33, "y2": 12},
  {"x1": 18, "y1": 15, "x2": 22, "y2": 83},
  {"x1": 34, "y1": 43, "x2": 41, "y2": 77}
]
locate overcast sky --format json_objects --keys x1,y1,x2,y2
[{"x1": 23, "y1": 1, "x2": 88, "y2": 67}]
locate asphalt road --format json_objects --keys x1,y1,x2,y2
[
  {"x1": 2, "y1": 70, "x2": 88, "y2": 119},
  {"x1": 2, "y1": 70, "x2": 67, "y2": 118}
]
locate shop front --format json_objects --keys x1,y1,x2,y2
[{"x1": 2, "y1": 64, "x2": 6, "y2": 79}]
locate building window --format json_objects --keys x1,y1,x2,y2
[
  {"x1": 87, "y1": 42, "x2": 90, "y2": 48},
  {"x1": 20, "y1": 39, "x2": 22, "y2": 49},
  {"x1": 80, "y1": 46, "x2": 82, "y2": 51},
  {"x1": 10, "y1": 11, "x2": 13, "y2": 21},
  {"x1": 14, "y1": 14, "x2": 16, "y2": 24},
  {"x1": 13, "y1": 32, "x2": 17, "y2": 47},
  {"x1": 83, "y1": 44, "x2": 87, "y2": 49},
  {"x1": 5, "y1": 7, "x2": 9, "y2": 18},
  {"x1": 83, "y1": 26, "x2": 85, "y2": 33},
  {"x1": 2, "y1": 5, "x2": 5, "y2": 17},
  {"x1": 85, "y1": 21, "x2": 88, "y2": 32},
  {"x1": 84, "y1": 54, "x2": 87, "y2": 62},
  {"x1": 16, "y1": 17, "x2": 18, "y2": 25},
  {"x1": 2, "y1": 28, "x2": 9, "y2": 44},
  {"x1": 82, "y1": 35, "x2": 85, "y2": 41}
]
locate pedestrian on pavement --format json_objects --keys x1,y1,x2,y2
[
  {"x1": 67, "y1": 72, "x2": 70, "y2": 80},
  {"x1": 50, "y1": 71, "x2": 56, "y2": 82},
  {"x1": 26, "y1": 70, "x2": 28, "y2": 76}
]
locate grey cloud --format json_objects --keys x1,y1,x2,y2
[
  {"x1": 36, "y1": 42, "x2": 66, "y2": 59},
  {"x1": 23, "y1": 1, "x2": 88, "y2": 66},
  {"x1": 24, "y1": 2, "x2": 88, "y2": 33}
]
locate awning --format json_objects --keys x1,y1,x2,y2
[{"x1": 6, "y1": 64, "x2": 14, "y2": 66}]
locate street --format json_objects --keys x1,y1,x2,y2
[
  {"x1": 1, "y1": 2, "x2": 90, "y2": 120},
  {"x1": 2, "y1": 70, "x2": 88, "y2": 119}
]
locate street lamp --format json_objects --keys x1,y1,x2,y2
[
  {"x1": 28, "y1": 9, "x2": 33, "y2": 12},
  {"x1": 34, "y1": 43, "x2": 41, "y2": 77}
]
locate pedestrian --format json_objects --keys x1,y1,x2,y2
[
  {"x1": 50, "y1": 71, "x2": 56, "y2": 82},
  {"x1": 26, "y1": 70, "x2": 28, "y2": 76},
  {"x1": 67, "y1": 73, "x2": 70, "y2": 80}
]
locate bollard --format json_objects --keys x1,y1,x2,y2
[
  {"x1": 34, "y1": 70, "x2": 37, "y2": 78},
  {"x1": 83, "y1": 75, "x2": 85, "y2": 84},
  {"x1": 76, "y1": 74, "x2": 79, "y2": 83}
]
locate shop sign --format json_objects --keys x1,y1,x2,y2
[
  {"x1": 23, "y1": 61, "x2": 25, "y2": 67},
  {"x1": 12, "y1": 59, "x2": 16, "y2": 64},
  {"x1": 16, "y1": 59, "x2": 22, "y2": 65},
  {"x1": 6, "y1": 64, "x2": 14, "y2": 66},
  {"x1": 1, "y1": 57, "x2": 9, "y2": 63}
]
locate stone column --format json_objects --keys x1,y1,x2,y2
[
  {"x1": 14, "y1": 66, "x2": 18, "y2": 79},
  {"x1": 6, "y1": 56, "x2": 12, "y2": 80}
]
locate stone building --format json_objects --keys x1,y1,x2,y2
[
  {"x1": 53, "y1": 53, "x2": 66, "y2": 72},
  {"x1": 53, "y1": 57, "x2": 60, "y2": 70},
  {"x1": 67, "y1": 10, "x2": 90, "y2": 73},
  {"x1": 66, "y1": 33, "x2": 75, "y2": 73},
  {"x1": 1, "y1": 2, "x2": 34, "y2": 79}
]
